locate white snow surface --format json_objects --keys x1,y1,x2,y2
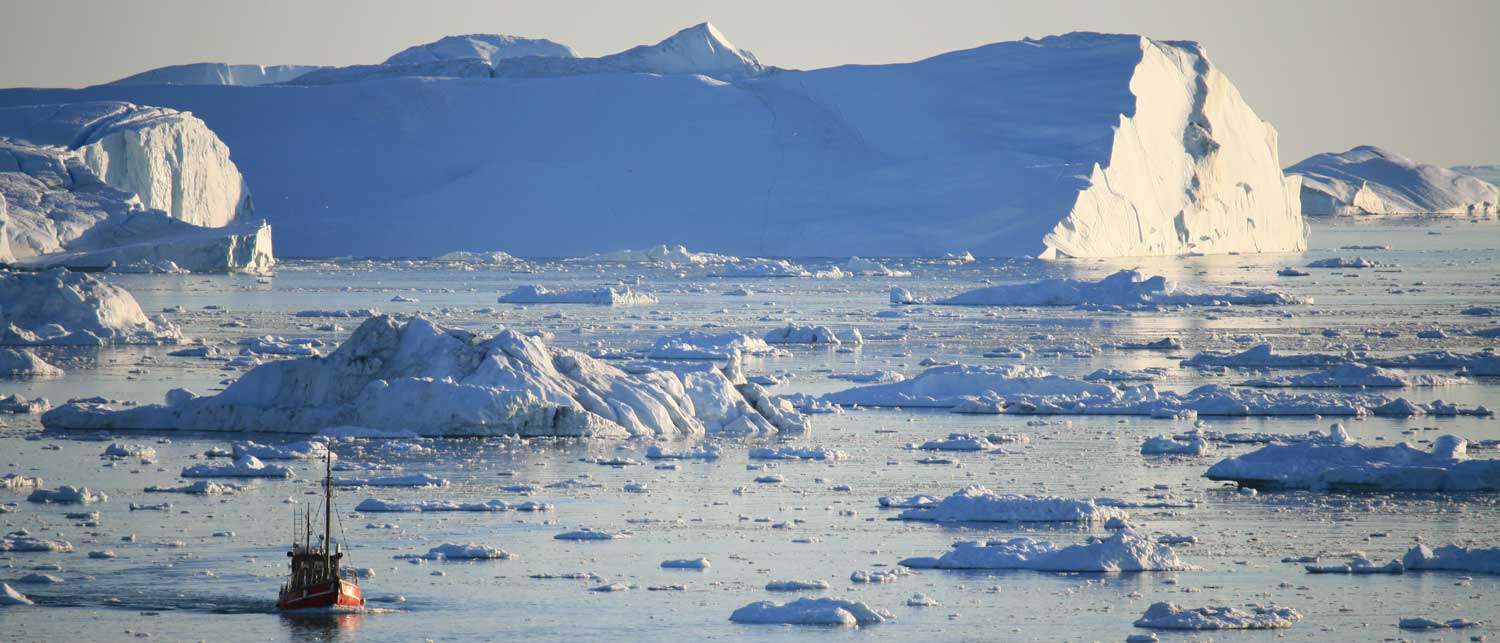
[
  {"x1": 384, "y1": 34, "x2": 578, "y2": 66},
  {"x1": 1288, "y1": 145, "x2": 1499, "y2": 216},
  {"x1": 107, "y1": 63, "x2": 324, "y2": 87},
  {"x1": 901, "y1": 530, "x2": 1192, "y2": 572},
  {"x1": 42, "y1": 315, "x2": 805, "y2": 438},
  {"x1": 0, "y1": 30, "x2": 1306, "y2": 259},
  {"x1": 895, "y1": 486, "x2": 1128, "y2": 523},
  {"x1": 1204, "y1": 428, "x2": 1498, "y2": 491},
  {"x1": 0, "y1": 269, "x2": 179, "y2": 345}
]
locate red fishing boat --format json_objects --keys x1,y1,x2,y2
[{"x1": 278, "y1": 452, "x2": 365, "y2": 611}]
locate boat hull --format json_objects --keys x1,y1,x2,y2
[{"x1": 278, "y1": 578, "x2": 364, "y2": 611}]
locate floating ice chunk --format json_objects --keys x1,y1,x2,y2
[
  {"x1": 334, "y1": 473, "x2": 448, "y2": 488},
  {"x1": 555, "y1": 529, "x2": 631, "y2": 541},
  {"x1": 878, "y1": 495, "x2": 939, "y2": 509},
  {"x1": 355, "y1": 498, "x2": 551, "y2": 513},
  {"x1": 749, "y1": 446, "x2": 848, "y2": 461},
  {"x1": 499, "y1": 285, "x2": 657, "y2": 306},
  {"x1": 233, "y1": 440, "x2": 334, "y2": 460},
  {"x1": 824, "y1": 364, "x2": 1104, "y2": 408},
  {"x1": 237, "y1": 336, "x2": 324, "y2": 357},
  {"x1": 713, "y1": 259, "x2": 809, "y2": 278},
  {"x1": 729, "y1": 597, "x2": 892, "y2": 627},
  {"x1": 43, "y1": 316, "x2": 803, "y2": 438},
  {"x1": 901, "y1": 530, "x2": 1192, "y2": 572},
  {"x1": 661, "y1": 558, "x2": 710, "y2": 569},
  {"x1": 0, "y1": 394, "x2": 50, "y2": 414},
  {"x1": 0, "y1": 270, "x2": 180, "y2": 345},
  {"x1": 1112, "y1": 338, "x2": 1183, "y2": 351},
  {"x1": 1398, "y1": 617, "x2": 1478, "y2": 630},
  {"x1": 906, "y1": 594, "x2": 939, "y2": 607},
  {"x1": 293, "y1": 309, "x2": 379, "y2": 319},
  {"x1": 88, "y1": 550, "x2": 118, "y2": 559},
  {"x1": 145, "y1": 480, "x2": 240, "y2": 495},
  {"x1": 645, "y1": 330, "x2": 782, "y2": 360},
  {"x1": 181, "y1": 455, "x2": 292, "y2": 478},
  {"x1": 1304, "y1": 558, "x2": 1403, "y2": 574},
  {"x1": 850, "y1": 568, "x2": 911, "y2": 583},
  {"x1": 1, "y1": 583, "x2": 33, "y2": 605},
  {"x1": 1133, "y1": 602, "x2": 1302, "y2": 630},
  {"x1": 1140, "y1": 436, "x2": 1211, "y2": 456},
  {"x1": 896, "y1": 486, "x2": 1127, "y2": 523},
  {"x1": 1306, "y1": 257, "x2": 1381, "y2": 268},
  {"x1": 26, "y1": 485, "x2": 107, "y2": 504},
  {"x1": 14, "y1": 573, "x2": 62, "y2": 584},
  {"x1": 101, "y1": 442, "x2": 156, "y2": 460},
  {"x1": 1276, "y1": 267, "x2": 1310, "y2": 277},
  {"x1": 2, "y1": 474, "x2": 43, "y2": 490},
  {"x1": 1083, "y1": 368, "x2": 1161, "y2": 382},
  {"x1": 0, "y1": 535, "x2": 73, "y2": 552},
  {"x1": 829, "y1": 370, "x2": 904, "y2": 384},
  {"x1": 399, "y1": 543, "x2": 514, "y2": 560},
  {"x1": 1243, "y1": 364, "x2": 1462, "y2": 388},
  {"x1": 1204, "y1": 430, "x2": 1499, "y2": 491},
  {"x1": 0, "y1": 349, "x2": 64, "y2": 379},
  {"x1": 1402, "y1": 544, "x2": 1500, "y2": 574},
  {"x1": 936, "y1": 271, "x2": 1305, "y2": 308},
  {"x1": 579, "y1": 244, "x2": 737, "y2": 266},
  {"x1": 763, "y1": 325, "x2": 862, "y2": 346},
  {"x1": 845, "y1": 257, "x2": 910, "y2": 277},
  {"x1": 765, "y1": 580, "x2": 830, "y2": 592},
  {"x1": 645, "y1": 444, "x2": 721, "y2": 460}
]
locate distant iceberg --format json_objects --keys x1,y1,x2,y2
[{"x1": 1287, "y1": 145, "x2": 1498, "y2": 216}]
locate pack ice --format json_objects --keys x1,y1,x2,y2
[
  {"x1": 1287, "y1": 145, "x2": 1499, "y2": 216},
  {"x1": 40, "y1": 315, "x2": 807, "y2": 437},
  {"x1": 5, "y1": 26, "x2": 1307, "y2": 258},
  {"x1": 0, "y1": 101, "x2": 272, "y2": 273}
]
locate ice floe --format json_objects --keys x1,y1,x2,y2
[
  {"x1": 1242, "y1": 363, "x2": 1465, "y2": 388},
  {"x1": 1, "y1": 533, "x2": 73, "y2": 552},
  {"x1": 765, "y1": 580, "x2": 830, "y2": 592},
  {"x1": 43, "y1": 316, "x2": 805, "y2": 438},
  {"x1": 645, "y1": 330, "x2": 782, "y2": 361},
  {"x1": 894, "y1": 486, "x2": 1128, "y2": 523},
  {"x1": 399, "y1": 543, "x2": 514, "y2": 560},
  {"x1": 1140, "y1": 435, "x2": 1212, "y2": 456},
  {"x1": 1397, "y1": 617, "x2": 1479, "y2": 630},
  {"x1": 26, "y1": 485, "x2": 107, "y2": 504},
  {"x1": 1, "y1": 583, "x2": 33, "y2": 605},
  {"x1": 1403, "y1": 544, "x2": 1500, "y2": 574},
  {"x1": 144, "y1": 480, "x2": 239, "y2": 495},
  {"x1": 0, "y1": 349, "x2": 63, "y2": 379},
  {"x1": 748, "y1": 446, "x2": 848, "y2": 461},
  {"x1": 334, "y1": 473, "x2": 448, "y2": 488},
  {"x1": 355, "y1": 498, "x2": 552, "y2": 513},
  {"x1": 1133, "y1": 602, "x2": 1302, "y2": 630},
  {"x1": 763, "y1": 325, "x2": 862, "y2": 346},
  {"x1": 555, "y1": 529, "x2": 631, "y2": 541},
  {"x1": 901, "y1": 530, "x2": 1192, "y2": 572},
  {"x1": 729, "y1": 597, "x2": 892, "y2": 627},
  {"x1": 1204, "y1": 427, "x2": 1499, "y2": 491},
  {"x1": 180, "y1": 455, "x2": 292, "y2": 478},
  {"x1": 935, "y1": 271, "x2": 1306, "y2": 309},
  {"x1": 499, "y1": 285, "x2": 657, "y2": 306},
  {"x1": 0, "y1": 270, "x2": 179, "y2": 345}
]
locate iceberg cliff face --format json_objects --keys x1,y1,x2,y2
[
  {"x1": 106, "y1": 63, "x2": 324, "y2": 87},
  {"x1": 0, "y1": 102, "x2": 271, "y2": 273},
  {"x1": 0, "y1": 28, "x2": 1304, "y2": 259},
  {"x1": 1287, "y1": 146, "x2": 1499, "y2": 216}
]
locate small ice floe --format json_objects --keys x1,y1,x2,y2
[
  {"x1": 660, "y1": 558, "x2": 710, "y2": 570},
  {"x1": 729, "y1": 597, "x2": 892, "y2": 627},
  {"x1": 1, "y1": 534, "x2": 73, "y2": 552},
  {"x1": 389, "y1": 295, "x2": 419, "y2": 303},
  {"x1": 1276, "y1": 267, "x2": 1310, "y2": 277},
  {"x1": 1, "y1": 583, "x2": 33, "y2": 606},
  {"x1": 765, "y1": 580, "x2": 830, "y2": 592},
  {"x1": 906, "y1": 594, "x2": 939, "y2": 607},
  {"x1": 1304, "y1": 558, "x2": 1403, "y2": 574},
  {"x1": 15, "y1": 573, "x2": 63, "y2": 584},
  {"x1": 754, "y1": 474, "x2": 785, "y2": 484},
  {"x1": 622, "y1": 482, "x2": 649, "y2": 493},
  {"x1": 554, "y1": 529, "x2": 631, "y2": 541},
  {"x1": 644, "y1": 444, "x2": 720, "y2": 460},
  {"x1": 917, "y1": 434, "x2": 1001, "y2": 451},
  {"x1": 1398, "y1": 617, "x2": 1478, "y2": 630},
  {"x1": 355, "y1": 498, "x2": 552, "y2": 513},
  {"x1": 101, "y1": 442, "x2": 156, "y2": 460},
  {"x1": 644, "y1": 330, "x2": 783, "y2": 361},
  {"x1": 397, "y1": 543, "x2": 514, "y2": 560},
  {"x1": 1242, "y1": 363, "x2": 1464, "y2": 388},
  {"x1": 845, "y1": 257, "x2": 910, "y2": 277},
  {"x1": 499, "y1": 285, "x2": 657, "y2": 306},
  {"x1": 901, "y1": 531, "x2": 1193, "y2": 572},
  {"x1": 27, "y1": 486, "x2": 108, "y2": 504},
  {"x1": 293, "y1": 309, "x2": 379, "y2": 319},
  {"x1": 181, "y1": 455, "x2": 292, "y2": 478},
  {"x1": 878, "y1": 495, "x2": 939, "y2": 509},
  {"x1": 850, "y1": 568, "x2": 912, "y2": 584},
  {"x1": 1133, "y1": 602, "x2": 1301, "y2": 630},
  {"x1": 238, "y1": 335, "x2": 325, "y2": 357},
  {"x1": 1083, "y1": 368, "x2": 1162, "y2": 382},
  {"x1": 2, "y1": 474, "x2": 43, "y2": 490},
  {"x1": 763, "y1": 324, "x2": 863, "y2": 346},
  {"x1": 589, "y1": 582, "x2": 630, "y2": 592},
  {"x1": 233, "y1": 440, "x2": 334, "y2": 460},
  {"x1": 1403, "y1": 544, "x2": 1500, "y2": 574},
  {"x1": 0, "y1": 394, "x2": 50, "y2": 414},
  {"x1": 895, "y1": 486, "x2": 1127, "y2": 523},
  {"x1": 128, "y1": 502, "x2": 171, "y2": 511},
  {"x1": 0, "y1": 348, "x2": 64, "y2": 379},
  {"x1": 334, "y1": 473, "x2": 448, "y2": 488},
  {"x1": 144, "y1": 481, "x2": 240, "y2": 495},
  {"x1": 712, "y1": 259, "x2": 809, "y2": 278},
  {"x1": 749, "y1": 446, "x2": 848, "y2": 461},
  {"x1": 829, "y1": 370, "x2": 905, "y2": 384},
  {"x1": 890, "y1": 287, "x2": 918, "y2": 305},
  {"x1": 934, "y1": 270, "x2": 1305, "y2": 309},
  {"x1": 1140, "y1": 435, "x2": 1211, "y2": 456},
  {"x1": 1204, "y1": 427, "x2": 1500, "y2": 491},
  {"x1": 1158, "y1": 535, "x2": 1197, "y2": 545},
  {"x1": 1306, "y1": 256, "x2": 1381, "y2": 268},
  {"x1": 87, "y1": 550, "x2": 117, "y2": 559}
]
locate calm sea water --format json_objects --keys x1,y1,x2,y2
[{"x1": 1, "y1": 219, "x2": 1497, "y2": 642}]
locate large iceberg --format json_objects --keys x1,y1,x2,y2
[
  {"x1": 41, "y1": 315, "x2": 806, "y2": 437},
  {"x1": 107, "y1": 63, "x2": 325, "y2": 87},
  {"x1": 384, "y1": 34, "x2": 578, "y2": 66},
  {"x1": 0, "y1": 269, "x2": 180, "y2": 345},
  {"x1": 1287, "y1": 145, "x2": 1499, "y2": 217},
  {"x1": 0, "y1": 27, "x2": 1306, "y2": 259},
  {"x1": 0, "y1": 102, "x2": 272, "y2": 273}
]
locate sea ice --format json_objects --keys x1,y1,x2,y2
[
  {"x1": 1204, "y1": 428, "x2": 1498, "y2": 491},
  {"x1": 901, "y1": 530, "x2": 1192, "y2": 572},
  {"x1": 1402, "y1": 544, "x2": 1500, "y2": 574},
  {"x1": 180, "y1": 455, "x2": 292, "y2": 478},
  {"x1": 935, "y1": 271, "x2": 1305, "y2": 308},
  {"x1": 401, "y1": 543, "x2": 514, "y2": 560},
  {"x1": 355, "y1": 498, "x2": 552, "y2": 513},
  {"x1": 729, "y1": 597, "x2": 892, "y2": 627},
  {"x1": 0, "y1": 270, "x2": 179, "y2": 345},
  {"x1": 498, "y1": 285, "x2": 657, "y2": 306},
  {"x1": 26, "y1": 485, "x2": 107, "y2": 504},
  {"x1": 895, "y1": 486, "x2": 1128, "y2": 523},
  {"x1": 0, "y1": 349, "x2": 64, "y2": 379},
  {"x1": 1132, "y1": 602, "x2": 1302, "y2": 630}
]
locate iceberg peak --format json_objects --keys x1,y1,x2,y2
[{"x1": 383, "y1": 33, "x2": 578, "y2": 66}]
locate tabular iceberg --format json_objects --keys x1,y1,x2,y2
[
  {"x1": 1287, "y1": 145, "x2": 1499, "y2": 216},
  {"x1": 0, "y1": 25, "x2": 1306, "y2": 259}
]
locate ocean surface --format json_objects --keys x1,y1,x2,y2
[{"x1": 2, "y1": 218, "x2": 1497, "y2": 642}]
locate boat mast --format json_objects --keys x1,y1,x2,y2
[{"x1": 323, "y1": 450, "x2": 333, "y2": 572}]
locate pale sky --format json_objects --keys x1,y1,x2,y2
[{"x1": 2, "y1": 0, "x2": 1496, "y2": 166}]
